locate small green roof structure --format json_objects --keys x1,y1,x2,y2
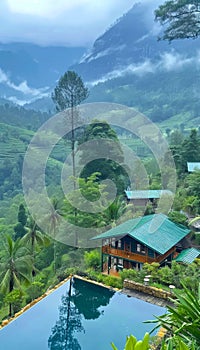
[
  {"x1": 174, "y1": 248, "x2": 200, "y2": 264},
  {"x1": 92, "y1": 214, "x2": 190, "y2": 255},
  {"x1": 187, "y1": 162, "x2": 200, "y2": 172},
  {"x1": 125, "y1": 190, "x2": 173, "y2": 200}
]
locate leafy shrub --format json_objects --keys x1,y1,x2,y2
[
  {"x1": 120, "y1": 268, "x2": 137, "y2": 282},
  {"x1": 25, "y1": 281, "x2": 45, "y2": 303},
  {"x1": 84, "y1": 249, "x2": 101, "y2": 271}
]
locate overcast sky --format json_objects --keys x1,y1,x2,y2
[{"x1": 0, "y1": 0, "x2": 161, "y2": 47}]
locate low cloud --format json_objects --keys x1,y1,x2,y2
[
  {"x1": 89, "y1": 60, "x2": 156, "y2": 86},
  {"x1": 81, "y1": 45, "x2": 126, "y2": 63},
  {"x1": 0, "y1": 67, "x2": 50, "y2": 103},
  {"x1": 159, "y1": 52, "x2": 193, "y2": 71},
  {"x1": 90, "y1": 50, "x2": 200, "y2": 86},
  {"x1": 8, "y1": 80, "x2": 49, "y2": 97},
  {"x1": 7, "y1": 96, "x2": 31, "y2": 106},
  {"x1": 0, "y1": 68, "x2": 9, "y2": 83}
]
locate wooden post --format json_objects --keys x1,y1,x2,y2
[{"x1": 100, "y1": 243, "x2": 103, "y2": 272}]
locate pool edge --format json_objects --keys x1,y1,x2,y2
[{"x1": 0, "y1": 275, "x2": 73, "y2": 330}]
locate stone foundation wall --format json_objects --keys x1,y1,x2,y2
[{"x1": 123, "y1": 279, "x2": 173, "y2": 300}]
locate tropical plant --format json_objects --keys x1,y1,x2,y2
[
  {"x1": 0, "y1": 235, "x2": 32, "y2": 316},
  {"x1": 4, "y1": 289, "x2": 23, "y2": 315},
  {"x1": 151, "y1": 283, "x2": 200, "y2": 348},
  {"x1": 111, "y1": 332, "x2": 150, "y2": 350},
  {"x1": 160, "y1": 336, "x2": 196, "y2": 349},
  {"x1": 25, "y1": 281, "x2": 45, "y2": 303},
  {"x1": 21, "y1": 216, "x2": 50, "y2": 276},
  {"x1": 84, "y1": 249, "x2": 101, "y2": 271},
  {"x1": 103, "y1": 197, "x2": 127, "y2": 227},
  {"x1": 189, "y1": 216, "x2": 200, "y2": 226}
]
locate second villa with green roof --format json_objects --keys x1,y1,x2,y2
[{"x1": 92, "y1": 214, "x2": 199, "y2": 274}]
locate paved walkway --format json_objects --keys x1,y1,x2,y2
[{"x1": 122, "y1": 288, "x2": 174, "y2": 307}]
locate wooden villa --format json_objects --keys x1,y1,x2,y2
[{"x1": 92, "y1": 214, "x2": 191, "y2": 274}]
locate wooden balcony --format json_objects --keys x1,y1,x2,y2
[
  {"x1": 102, "y1": 246, "x2": 175, "y2": 264},
  {"x1": 102, "y1": 246, "x2": 155, "y2": 264}
]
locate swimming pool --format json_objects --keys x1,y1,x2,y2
[{"x1": 0, "y1": 278, "x2": 165, "y2": 350}]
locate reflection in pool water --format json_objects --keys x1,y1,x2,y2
[
  {"x1": 0, "y1": 278, "x2": 165, "y2": 350},
  {"x1": 48, "y1": 278, "x2": 114, "y2": 349}
]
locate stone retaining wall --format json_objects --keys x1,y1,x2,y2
[{"x1": 123, "y1": 279, "x2": 174, "y2": 300}]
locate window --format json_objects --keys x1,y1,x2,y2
[
  {"x1": 118, "y1": 258, "x2": 123, "y2": 265},
  {"x1": 111, "y1": 238, "x2": 115, "y2": 247},
  {"x1": 103, "y1": 239, "x2": 109, "y2": 246},
  {"x1": 118, "y1": 239, "x2": 121, "y2": 248},
  {"x1": 136, "y1": 244, "x2": 141, "y2": 252}
]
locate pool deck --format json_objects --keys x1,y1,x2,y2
[{"x1": 122, "y1": 287, "x2": 173, "y2": 307}]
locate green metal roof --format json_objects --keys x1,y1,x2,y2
[
  {"x1": 125, "y1": 190, "x2": 173, "y2": 200},
  {"x1": 187, "y1": 162, "x2": 200, "y2": 172},
  {"x1": 174, "y1": 248, "x2": 200, "y2": 264},
  {"x1": 92, "y1": 214, "x2": 190, "y2": 255}
]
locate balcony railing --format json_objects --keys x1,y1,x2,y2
[
  {"x1": 102, "y1": 246, "x2": 155, "y2": 263},
  {"x1": 102, "y1": 246, "x2": 175, "y2": 264}
]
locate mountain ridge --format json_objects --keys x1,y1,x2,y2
[
  {"x1": 0, "y1": 43, "x2": 86, "y2": 105},
  {"x1": 0, "y1": 2, "x2": 200, "y2": 129},
  {"x1": 71, "y1": 2, "x2": 200, "y2": 83}
]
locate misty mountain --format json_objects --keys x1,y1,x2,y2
[
  {"x1": 0, "y1": 43, "x2": 86, "y2": 105},
  {"x1": 71, "y1": 2, "x2": 200, "y2": 82},
  {"x1": 67, "y1": 2, "x2": 200, "y2": 128},
  {"x1": 0, "y1": 1, "x2": 200, "y2": 129}
]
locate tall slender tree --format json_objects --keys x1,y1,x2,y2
[
  {"x1": 47, "y1": 198, "x2": 64, "y2": 272},
  {"x1": 52, "y1": 71, "x2": 89, "y2": 187}
]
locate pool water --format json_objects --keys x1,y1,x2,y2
[{"x1": 0, "y1": 278, "x2": 165, "y2": 350}]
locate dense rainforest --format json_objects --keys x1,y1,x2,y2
[
  {"x1": 0, "y1": 1, "x2": 200, "y2": 349},
  {"x1": 0, "y1": 100, "x2": 200, "y2": 324}
]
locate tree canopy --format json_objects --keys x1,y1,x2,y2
[
  {"x1": 155, "y1": 0, "x2": 200, "y2": 41},
  {"x1": 52, "y1": 70, "x2": 89, "y2": 111},
  {"x1": 79, "y1": 120, "x2": 129, "y2": 194}
]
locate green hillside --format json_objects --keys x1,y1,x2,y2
[
  {"x1": 0, "y1": 123, "x2": 33, "y2": 161},
  {"x1": 88, "y1": 66, "x2": 200, "y2": 131},
  {"x1": 0, "y1": 121, "x2": 72, "y2": 199},
  {"x1": 0, "y1": 104, "x2": 51, "y2": 130}
]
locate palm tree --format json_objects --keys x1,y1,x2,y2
[
  {"x1": 0, "y1": 235, "x2": 33, "y2": 316},
  {"x1": 21, "y1": 216, "x2": 50, "y2": 276},
  {"x1": 104, "y1": 197, "x2": 127, "y2": 227}
]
